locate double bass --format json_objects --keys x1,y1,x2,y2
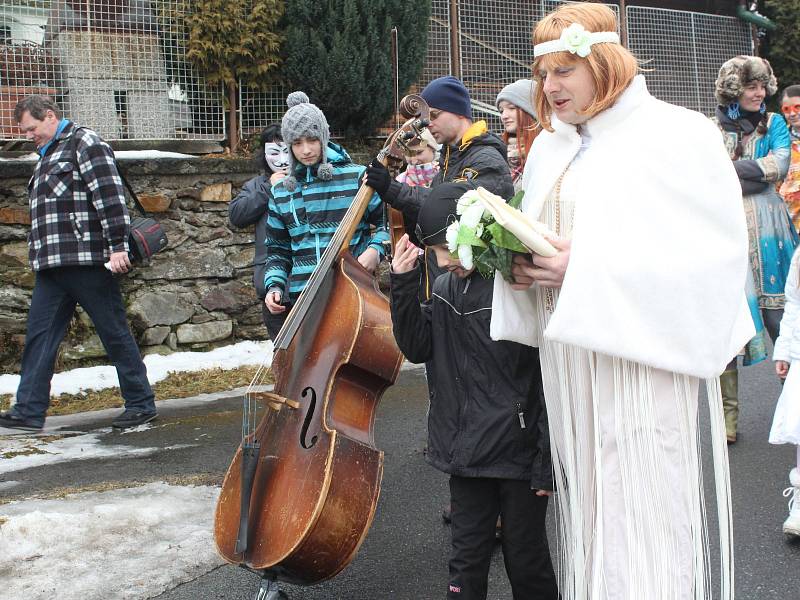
[{"x1": 213, "y1": 96, "x2": 431, "y2": 587}]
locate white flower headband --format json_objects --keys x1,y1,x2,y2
[{"x1": 533, "y1": 23, "x2": 620, "y2": 59}]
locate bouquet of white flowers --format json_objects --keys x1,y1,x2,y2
[{"x1": 445, "y1": 186, "x2": 557, "y2": 282}]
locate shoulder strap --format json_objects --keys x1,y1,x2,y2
[{"x1": 68, "y1": 125, "x2": 150, "y2": 217}]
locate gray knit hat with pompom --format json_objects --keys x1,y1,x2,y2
[
  {"x1": 495, "y1": 79, "x2": 537, "y2": 119},
  {"x1": 715, "y1": 56, "x2": 778, "y2": 106},
  {"x1": 281, "y1": 91, "x2": 333, "y2": 191}
]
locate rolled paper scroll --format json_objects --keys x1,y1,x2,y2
[{"x1": 475, "y1": 187, "x2": 558, "y2": 257}]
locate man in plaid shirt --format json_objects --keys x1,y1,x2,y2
[{"x1": 0, "y1": 95, "x2": 157, "y2": 432}]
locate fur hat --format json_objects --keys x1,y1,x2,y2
[
  {"x1": 281, "y1": 91, "x2": 332, "y2": 191},
  {"x1": 495, "y1": 79, "x2": 537, "y2": 119},
  {"x1": 715, "y1": 56, "x2": 778, "y2": 106}
]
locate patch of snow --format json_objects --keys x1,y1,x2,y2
[
  {"x1": 0, "y1": 483, "x2": 223, "y2": 600},
  {"x1": 0, "y1": 431, "x2": 159, "y2": 475},
  {"x1": 0, "y1": 152, "x2": 38, "y2": 161},
  {"x1": 115, "y1": 150, "x2": 194, "y2": 159},
  {"x1": 116, "y1": 423, "x2": 156, "y2": 435},
  {"x1": 0, "y1": 340, "x2": 274, "y2": 398}
]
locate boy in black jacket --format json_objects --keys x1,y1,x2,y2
[{"x1": 389, "y1": 182, "x2": 558, "y2": 600}]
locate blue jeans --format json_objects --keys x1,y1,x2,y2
[{"x1": 14, "y1": 266, "x2": 155, "y2": 425}]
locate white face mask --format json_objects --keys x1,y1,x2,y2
[{"x1": 264, "y1": 142, "x2": 290, "y2": 173}]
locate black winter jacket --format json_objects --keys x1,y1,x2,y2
[
  {"x1": 382, "y1": 124, "x2": 514, "y2": 225},
  {"x1": 382, "y1": 123, "x2": 514, "y2": 300},
  {"x1": 390, "y1": 266, "x2": 552, "y2": 489},
  {"x1": 228, "y1": 174, "x2": 271, "y2": 298}
]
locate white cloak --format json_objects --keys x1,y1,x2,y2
[{"x1": 491, "y1": 76, "x2": 754, "y2": 379}]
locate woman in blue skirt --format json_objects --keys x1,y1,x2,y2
[{"x1": 713, "y1": 55, "x2": 800, "y2": 442}]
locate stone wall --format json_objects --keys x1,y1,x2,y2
[{"x1": 0, "y1": 156, "x2": 263, "y2": 372}]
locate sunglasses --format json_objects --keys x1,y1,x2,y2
[{"x1": 782, "y1": 104, "x2": 800, "y2": 115}]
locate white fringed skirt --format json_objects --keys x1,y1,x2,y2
[{"x1": 539, "y1": 337, "x2": 733, "y2": 600}]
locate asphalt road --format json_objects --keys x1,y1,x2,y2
[{"x1": 3, "y1": 360, "x2": 799, "y2": 599}]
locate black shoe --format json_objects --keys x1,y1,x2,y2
[
  {"x1": 0, "y1": 411, "x2": 43, "y2": 432},
  {"x1": 112, "y1": 409, "x2": 157, "y2": 429}
]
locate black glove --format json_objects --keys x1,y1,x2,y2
[{"x1": 365, "y1": 158, "x2": 391, "y2": 196}]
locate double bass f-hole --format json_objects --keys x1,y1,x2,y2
[{"x1": 300, "y1": 387, "x2": 318, "y2": 449}]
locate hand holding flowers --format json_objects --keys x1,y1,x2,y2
[{"x1": 445, "y1": 187, "x2": 558, "y2": 282}]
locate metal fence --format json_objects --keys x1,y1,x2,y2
[
  {"x1": 420, "y1": 0, "x2": 748, "y2": 132},
  {"x1": 0, "y1": 1, "x2": 753, "y2": 143},
  {"x1": 0, "y1": 0, "x2": 224, "y2": 141},
  {"x1": 627, "y1": 6, "x2": 752, "y2": 115}
]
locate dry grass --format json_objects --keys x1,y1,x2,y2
[{"x1": 0, "y1": 365, "x2": 272, "y2": 415}]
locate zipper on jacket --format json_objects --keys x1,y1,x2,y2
[
  {"x1": 315, "y1": 233, "x2": 321, "y2": 262},
  {"x1": 516, "y1": 402, "x2": 526, "y2": 429},
  {"x1": 453, "y1": 276, "x2": 470, "y2": 465}
]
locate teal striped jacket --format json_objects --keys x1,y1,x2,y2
[{"x1": 264, "y1": 142, "x2": 388, "y2": 301}]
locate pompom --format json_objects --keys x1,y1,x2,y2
[
  {"x1": 283, "y1": 176, "x2": 298, "y2": 192},
  {"x1": 317, "y1": 162, "x2": 334, "y2": 181},
  {"x1": 286, "y1": 91, "x2": 309, "y2": 108}
]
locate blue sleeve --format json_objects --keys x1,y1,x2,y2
[
  {"x1": 769, "y1": 113, "x2": 791, "y2": 153},
  {"x1": 264, "y1": 194, "x2": 291, "y2": 293}
]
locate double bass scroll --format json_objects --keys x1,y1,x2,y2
[{"x1": 378, "y1": 94, "x2": 432, "y2": 252}]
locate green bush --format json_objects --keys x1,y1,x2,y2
[
  {"x1": 281, "y1": 0, "x2": 431, "y2": 136},
  {"x1": 763, "y1": 0, "x2": 800, "y2": 95},
  {"x1": 185, "y1": 0, "x2": 284, "y2": 91}
]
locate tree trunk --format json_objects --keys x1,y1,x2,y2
[{"x1": 228, "y1": 81, "x2": 239, "y2": 153}]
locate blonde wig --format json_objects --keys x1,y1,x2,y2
[{"x1": 532, "y1": 3, "x2": 639, "y2": 131}]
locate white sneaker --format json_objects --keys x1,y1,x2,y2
[{"x1": 782, "y1": 468, "x2": 800, "y2": 538}]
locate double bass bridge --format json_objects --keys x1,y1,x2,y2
[{"x1": 250, "y1": 391, "x2": 301, "y2": 412}]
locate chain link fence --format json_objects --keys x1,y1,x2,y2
[
  {"x1": 627, "y1": 6, "x2": 752, "y2": 115},
  {"x1": 0, "y1": 0, "x2": 224, "y2": 141},
  {"x1": 0, "y1": 1, "x2": 753, "y2": 143},
  {"x1": 421, "y1": 0, "x2": 747, "y2": 133}
]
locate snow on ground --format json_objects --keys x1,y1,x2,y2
[
  {"x1": 0, "y1": 150, "x2": 194, "y2": 161},
  {"x1": 0, "y1": 340, "x2": 274, "y2": 397},
  {"x1": 0, "y1": 152, "x2": 38, "y2": 161},
  {"x1": 0, "y1": 427, "x2": 191, "y2": 475},
  {"x1": 0, "y1": 483, "x2": 223, "y2": 600},
  {"x1": 114, "y1": 150, "x2": 194, "y2": 159}
]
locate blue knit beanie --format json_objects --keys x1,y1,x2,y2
[{"x1": 421, "y1": 76, "x2": 473, "y2": 120}]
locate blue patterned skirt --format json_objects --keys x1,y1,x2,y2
[{"x1": 742, "y1": 188, "x2": 799, "y2": 365}]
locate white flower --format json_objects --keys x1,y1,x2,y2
[
  {"x1": 560, "y1": 23, "x2": 593, "y2": 58},
  {"x1": 456, "y1": 189, "x2": 481, "y2": 215},
  {"x1": 457, "y1": 243, "x2": 474, "y2": 271},
  {"x1": 445, "y1": 221, "x2": 460, "y2": 253},
  {"x1": 459, "y1": 203, "x2": 484, "y2": 230}
]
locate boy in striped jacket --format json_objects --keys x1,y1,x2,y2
[{"x1": 263, "y1": 92, "x2": 388, "y2": 326}]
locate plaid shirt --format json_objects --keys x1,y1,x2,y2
[{"x1": 28, "y1": 121, "x2": 130, "y2": 271}]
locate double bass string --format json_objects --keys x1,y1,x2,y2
[{"x1": 238, "y1": 183, "x2": 371, "y2": 444}]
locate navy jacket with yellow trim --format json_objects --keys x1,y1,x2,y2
[{"x1": 380, "y1": 120, "x2": 514, "y2": 226}]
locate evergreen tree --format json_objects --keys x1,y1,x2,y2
[
  {"x1": 763, "y1": 0, "x2": 800, "y2": 94},
  {"x1": 281, "y1": 0, "x2": 430, "y2": 137},
  {"x1": 185, "y1": 0, "x2": 284, "y2": 149}
]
